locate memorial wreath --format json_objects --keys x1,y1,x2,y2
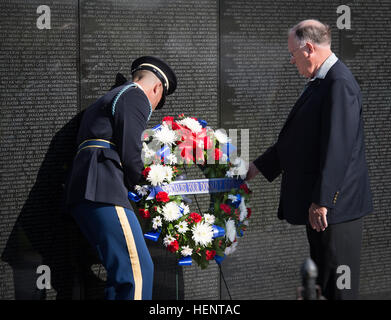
[{"x1": 129, "y1": 114, "x2": 252, "y2": 269}]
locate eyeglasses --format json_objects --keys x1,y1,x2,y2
[{"x1": 289, "y1": 45, "x2": 305, "y2": 60}]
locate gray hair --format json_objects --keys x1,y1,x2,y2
[{"x1": 289, "y1": 20, "x2": 331, "y2": 47}]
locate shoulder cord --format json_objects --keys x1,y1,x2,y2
[{"x1": 111, "y1": 82, "x2": 152, "y2": 121}]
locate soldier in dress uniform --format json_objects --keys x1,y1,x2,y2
[{"x1": 65, "y1": 56, "x2": 177, "y2": 300}]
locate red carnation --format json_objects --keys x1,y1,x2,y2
[
  {"x1": 142, "y1": 167, "x2": 151, "y2": 178},
  {"x1": 155, "y1": 191, "x2": 170, "y2": 203},
  {"x1": 205, "y1": 249, "x2": 216, "y2": 261},
  {"x1": 189, "y1": 212, "x2": 202, "y2": 223},
  {"x1": 138, "y1": 208, "x2": 150, "y2": 219},
  {"x1": 172, "y1": 122, "x2": 181, "y2": 130},
  {"x1": 220, "y1": 203, "x2": 231, "y2": 214},
  {"x1": 162, "y1": 116, "x2": 174, "y2": 124},
  {"x1": 247, "y1": 208, "x2": 252, "y2": 218},
  {"x1": 167, "y1": 240, "x2": 179, "y2": 253},
  {"x1": 240, "y1": 183, "x2": 252, "y2": 194},
  {"x1": 214, "y1": 148, "x2": 223, "y2": 160}
]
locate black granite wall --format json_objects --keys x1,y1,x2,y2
[{"x1": 0, "y1": 0, "x2": 390, "y2": 299}]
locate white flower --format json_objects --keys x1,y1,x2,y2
[
  {"x1": 163, "y1": 234, "x2": 176, "y2": 247},
  {"x1": 147, "y1": 164, "x2": 167, "y2": 186},
  {"x1": 191, "y1": 222, "x2": 214, "y2": 247},
  {"x1": 224, "y1": 241, "x2": 238, "y2": 255},
  {"x1": 178, "y1": 117, "x2": 203, "y2": 133},
  {"x1": 239, "y1": 198, "x2": 248, "y2": 222},
  {"x1": 152, "y1": 216, "x2": 162, "y2": 230},
  {"x1": 134, "y1": 185, "x2": 148, "y2": 196},
  {"x1": 180, "y1": 203, "x2": 190, "y2": 215},
  {"x1": 166, "y1": 153, "x2": 177, "y2": 165},
  {"x1": 153, "y1": 124, "x2": 178, "y2": 147},
  {"x1": 214, "y1": 129, "x2": 229, "y2": 144},
  {"x1": 225, "y1": 219, "x2": 236, "y2": 243},
  {"x1": 228, "y1": 194, "x2": 238, "y2": 202},
  {"x1": 163, "y1": 165, "x2": 173, "y2": 182},
  {"x1": 142, "y1": 142, "x2": 156, "y2": 159},
  {"x1": 232, "y1": 157, "x2": 248, "y2": 179},
  {"x1": 181, "y1": 245, "x2": 193, "y2": 257},
  {"x1": 175, "y1": 221, "x2": 189, "y2": 234},
  {"x1": 225, "y1": 168, "x2": 235, "y2": 178},
  {"x1": 203, "y1": 213, "x2": 215, "y2": 225},
  {"x1": 162, "y1": 202, "x2": 181, "y2": 222}
]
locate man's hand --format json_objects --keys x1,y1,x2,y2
[
  {"x1": 309, "y1": 203, "x2": 328, "y2": 232},
  {"x1": 245, "y1": 162, "x2": 260, "y2": 181}
]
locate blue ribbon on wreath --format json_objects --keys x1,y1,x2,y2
[
  {"x1": 227, "y1": 194, "x2": 242, "y2": 208},
  {"x1": 144, "y1": 229, "x2": 161, "y2": 242},
  {"x1": 214, "y1": 254, "x2": 226, "y2": 265},
  {"x1": 128, "y1": 191, "x2": 141, "y2": 202},
  {"x1": 212, "y1": 225, "x2": 225, "y2": 238},
  {"x1": 146, "y1": 185, "x2": 164, "y2": 200},
  {"x1": 178, "y1": 256, "x2": 192, "y2": 266},
  {"x1": 156, "y1": 145, "x2": 171, "y2": 159}
]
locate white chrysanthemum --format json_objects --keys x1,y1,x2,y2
[
  {"x1": 239, "y1": 198, "x2": 248, "y2": 222},
  {"x1": 228, "y1": 194, "x2": 238, "y2": 202},
  {"x1": 203, "y1": 213, "x2": 215, "y2": 225},
  {"x1": 153, "y1": 124, "x2": 178, "y2": 146},
  {"x1": 181, "y1": 245, "x2": 193, "y2": 257},
  {"x1": 162, "y1": 202, "x2": 181, "y2": 222},
  {"x1": 152, "y1": 216, "x2": 162, "y2": 230},
  {"x1": 232, "y1": 157, "x2": 248, "y2": 179},
  {"x1": 224, "y1": 241, "x2": 238, "y2": 255},
  {"x1": 225, "y1": 168, "x2": 235, "y2": 178},
  {"x1": 163, "y1": 165, "x2": 173, "y2": 182},
  {"x1": 178, "y1": 117, "x2": 203, "y2": 133},
  {"x1": 147, "y1": 164, "x2": 167, "y2": 186},
  {"x1": 163, "y1": 234, "x2": 175, "y2": 247},
  {"x1": 191, "y1": 222, "x2": 214, "y2": 247},
  {"x1": 180, "y1": 203, "x2": 190, "y2": 215},
  {"x1": 166, "y1": 153, "x2": 177, "y2": 165},
  {"x1": 175, "y1": 221, "x2": 189, "y2": 234},
  {"x1": 214, "y1": 129, "x2": 229, "y2": 144},
  {"x1": 225, "y1": 219, "x2": 236, "y2": 243},
  {"x1": 134, "y1": 185, "x2": 148, "y2": 196},
  {"x1": 142, "y1": 142, "x2": 156, "y2": 159}
]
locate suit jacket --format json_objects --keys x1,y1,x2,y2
[
  {"x1": 65, "y1": 82, "x2": 150, "y2": 209},
  {"x1": 254, "y1": 60, "x2": 373, "y2": 225}
]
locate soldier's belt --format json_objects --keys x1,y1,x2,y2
[{"x1": 77, "y1": 139, "x2": 117, "y2": 153}]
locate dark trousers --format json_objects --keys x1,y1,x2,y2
[
  {"x1": 306, "y1": 217, "x2": 363, "y2": 300},
  {"x1": 71, "y1": 200, "x2": 154, "y2": 300}
]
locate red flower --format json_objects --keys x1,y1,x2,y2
[
  {"x1": 162, "y1": 116, "x2": 174, "y2": 124},
  {"x1": 205, "y1": 249, "x2": 216, "y2": 261},
  {"x1": 189, "y1": 212, "x2": 202, "y2": 223},
  {"x1": 172, "y1": 122, "x2": 182, "y2": 131},
  {"x1": 214, "y1": 148, "x2": 223, "y2": 160},
  {"x1": 138, "y1": 208, "x2": 150, "y2": 219},
  {"x1": 220, "y1": 203, "x2": 231, "y2": 214},
  {"x1": 167, "y1": 240, "x2": 179, "y2": 253},
  {"x1": 247, "y1": 208, "x2": 252, "y2": 218},
  {"x1": 142, "y1": 167, "x2": 151, "y2": 178},
  {"x1": 240, "y1": 183, "x2": 252, "y2": 194},
  {"x1": 155, "y1": 191, "x2": 170, "y2": 203}
]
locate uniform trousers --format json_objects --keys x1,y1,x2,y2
[
  {"x1": 306, "y1": 217, "x2": 363, "y2": 300},
  {"x1": 71, "y1": 200, "x2": 154, "y2": 300}
]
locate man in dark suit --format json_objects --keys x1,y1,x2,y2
[
  {"x1": 65, "y1": 56, "x2": 177, "y2": 300},
  {"x1": 246, "y1": 20, "x2": 373, "y2": 299}
]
